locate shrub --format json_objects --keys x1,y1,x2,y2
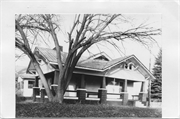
[
  {"x1": 16, "y1": 95, "x2": 26, "y2": 103},
  {"x1": 16, "y1": 103, "x2": 162, "y2": 117}
]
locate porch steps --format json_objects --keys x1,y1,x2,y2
[{"x1": 135, "y1": 101, "x2": 147, "y2": 108}]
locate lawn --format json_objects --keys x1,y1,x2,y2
[{"x1": 16, "y1": 102, "x2": 161, "y2": 117}]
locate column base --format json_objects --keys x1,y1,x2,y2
[
  {"x1": 41, "y1": 88, "x2": 45, "y2": 103},
  {"x1": 77, "y1": 89, "x2": 86, "y2": 103},
  {"x1": 51, "y1": 84, "x2": 58, "y2": 96},
  {"x1": 121, "y1": 92, "x2": 128, "y2": 105},
  {"x1": 33, "y1": 87, "x2": 40, "y2": 102},
  {"x1": 139, "y1": 92, "x2": 147, "y2": 102},
  {"x1": 98, "y1": 89, "x2": 107, "y2": 104}
]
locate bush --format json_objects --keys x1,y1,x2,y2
[
  {"x1": 16, "y1": 103, "x2": 161, "y2": 117},
  {"x1": 16, "y1": 95, "x2": 26, "y2": 103}
]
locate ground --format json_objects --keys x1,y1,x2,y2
[{"x1": 16, "y1": 102, "x2": 161, "y2": 117}]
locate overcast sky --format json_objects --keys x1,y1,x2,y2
[{"x1": 15, "y1": 14, "x2": 161, "y2": 71}]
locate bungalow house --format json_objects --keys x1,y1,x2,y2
[{"x1": 26, "y1": 47, "x2": 155, "y2": 106}]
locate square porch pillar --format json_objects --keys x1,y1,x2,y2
[
  {"x1": 139, "y1": 81, "x2": 147, "y2": 102},
  {"x1": 99, "y1": 76, "x2": 107, "y2": 104},
  {"x1": 77, "y1": 74, "x2": 86, "y2": 103},
  {"x1": 41, "y1": 88, "x2": 45, "y2": 103},
  {"x1": 33, "y1": 87, "x2": 40, "y2": 102},
  {"x1": 51, "y1": 84, "x2": 58, "y2": 96},
  {"x1": 122, "y1": 79, "x2": 128, "y2": 105},
  {"x1": 77, "y1": 89, "x2": 86, "y2": 103},
  {"x1": 34, "y1": 77, "x2": 39, "y2": 87}
]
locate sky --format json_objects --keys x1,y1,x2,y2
[{"x1": 15, "y1": 14, "x2": 162, "y2": 71}]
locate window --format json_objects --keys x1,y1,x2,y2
[
  {"x1": 28, "y1": 81, "x2": 34, "y2": 88},
  {"x1": 121, "y1": 62, "x2": 136, "y2": 70},
  {"x1": 124, "y1": 63, "x2": 128, "y2": 69},
  {"x1": 32, "y1": 71, "x2": 36, "y2": 74},
  {"x1": 121, "y1": 62, "x2": 128, "y2": 69},
  {"x1": 129, "y1": 64, "x2": 133, "y2": 70}
]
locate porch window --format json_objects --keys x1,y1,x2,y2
[{"x1": 28, "y1": 81, "x2": 34, "y2": 88}]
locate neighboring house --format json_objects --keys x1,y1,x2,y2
[
  {"x1": 16, "y1": 73, "x2": 36, "y2": 97},
  {"x1": 26, "y1": 47, "x2": 155, "y2": 106}
]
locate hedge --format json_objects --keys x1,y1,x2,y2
[{"x1": 16, "y1": 103, "x2": 161, "y2": 117}]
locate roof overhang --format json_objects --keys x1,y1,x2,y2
[
  {"x1": 19, "y1": 74, "x2": 37, "y2": 79},
  {"x1": 106, "y1": 69, "x2": 146, "y2": 82},
  {"x1": 48, "y1": 55, "x2": 155, "y2": 80}
]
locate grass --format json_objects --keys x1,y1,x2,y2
[{"x1": 16, "y1": 102, "x2": 161, "y2": 117}]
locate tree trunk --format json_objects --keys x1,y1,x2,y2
[
  {"x1": 32, "y1": 59, "x2": 54, "y2": 102},
  {"x1": 57, "y1": 84, "x2": 65, "y2": 103}
]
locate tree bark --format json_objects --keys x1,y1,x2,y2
[{"x1": 30, "y1": 55, "x2": 54, "y2": 102}]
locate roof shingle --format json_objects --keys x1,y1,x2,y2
[{"x1": 36, "y1": 47, "x2": 130, "y2": 71}]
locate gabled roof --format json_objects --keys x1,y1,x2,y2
[
  {"x1": 34, "y1": 47, "x2": 129, "y2": 71},
  {"x1": 27, "y1": 47, "x2": 155, "y2": 79},
  {"x1": 77, "y1": 56, "x2": 129, "y2": 70},
  {"x1": 35, "y1": 47, "x2": 68, "y2": 63}
]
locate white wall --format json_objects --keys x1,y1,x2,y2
[
  {"x1": 64, "y1": 83, "x2": 77, "y2": 97},
  {"x1": 23, "y1": 80, "x2": 33, "y2": 97},
  {"x1": 127, "y1": 81, "x2": 134, "y2": 99}
]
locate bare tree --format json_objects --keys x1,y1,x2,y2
[{"x1": 15, "y1": 14, "x2": 161, "y2": 103}]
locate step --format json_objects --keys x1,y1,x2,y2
[{"x1": 135, "y1": 101, "x2": 147, "y2": 108}]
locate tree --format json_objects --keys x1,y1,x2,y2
[
  {"x1": 15, "y1": 14, "x2": 161, "y2": 103},
  {"x1": 151, "y1": 49, "x2": 162, "y2": 100}
]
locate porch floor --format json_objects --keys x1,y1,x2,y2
[{"x1": 36, "y1": 96, "x2": 122, "y2": 101}]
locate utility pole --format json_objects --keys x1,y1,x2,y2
[{"x1": 148, "y1": 50, "x2": 152, "y2": 107}]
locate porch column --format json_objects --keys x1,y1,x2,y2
[
  {"x1": 53, "y1": 70, "x2": 59, "y2": 84},
  {"x1": 51, "y1": 84, "x2": 58, "y2": 96},
  {"x1": 33, "y1": 77, "x2": 39, "y2": 102},
  {"x1": 139, "y1": 81, "x2": 147, "y2": 102},
  {"x1": 98, "y1": 76, "x2": 107, "y2": 104},
  {"x1": 77, "y1": 74, "x2": 86, "y2": 103},
  {"x1": 33, "y1": 87, "x2": 40, "y2": 102},
  {"x1": 41, "y1": 88, "x2": 45, "y2": 103},
  {"x1": 35, "y1": 77, "x2": 39, "y2": 87},
  {"x1": 122, "y1": 79, "x2": 128, "y2": 105}
]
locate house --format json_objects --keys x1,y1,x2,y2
[
  {"x1": 26, "y1": 47, "x2": 155, "y2": 106},
  {"x1": 16, "y1": 73, "x2": 36, "y2": 97}
]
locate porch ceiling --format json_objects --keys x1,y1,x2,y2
[{"x1": 106, "y1": 69, "x2": 145, "y2": 82}]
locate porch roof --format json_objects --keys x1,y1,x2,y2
[
  {"x1": 19, "y1": 74, "x2": 36, "y2": 79},
  {"x1": 106, "y1": 69, "x2": 145, "y2": 82}
]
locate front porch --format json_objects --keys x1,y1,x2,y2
[{"x1": 32, "y1": 73, "x2": 147, "y2": 106}]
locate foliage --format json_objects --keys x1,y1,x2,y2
[
  {"x1": 16, "y1": 103, "x2": 161, "y2": 117},
  {"x1": 151, "y1": 49, "x2": 162, "y2": 100}
]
